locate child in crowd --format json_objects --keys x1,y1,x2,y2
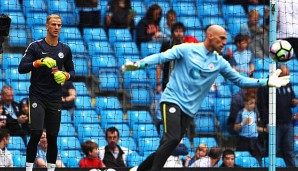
[
  {"x1": 79, "y1": 140, "x2": 105, "y2": 168},
  {"x1": 185, "y1": 144, "x2": 209, "y2": 167}
]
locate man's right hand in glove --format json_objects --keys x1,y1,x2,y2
[{"x1": 33, "y1": 57, "x2": 57, "y2": 68}]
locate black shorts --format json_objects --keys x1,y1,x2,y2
[{"x1": 29, "y1": 95, "x2": 62, "y2": 136}]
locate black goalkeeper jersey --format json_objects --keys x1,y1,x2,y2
[{"x1": 19, "y1": 38, "x2": 75, "y2": 101}]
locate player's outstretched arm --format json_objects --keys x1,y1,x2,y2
[
  {"x1": 267, "y1": 69, "x2": 290, "y2": 88},
  {"x1": 121, "y1": 61, "x2": 146, "y2": 72}
]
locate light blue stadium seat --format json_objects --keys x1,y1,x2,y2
[
  {"x1": 58, "y1": 12, "x2": 78, "y2": 26},
  {"x1": 72, "y1": 57, "x2": 89, "y2": 75},
  {"x1": 2, "y1": 53, "x2": 22, "y2": 70},
  {"x1": 5, "y1": 68, "x2": 30, "y2": 82},
  {"x1": 253, "y1": 71, "x2": 269, "y2": 79},
  {"x1": 31, "y1": 26, "x2": 47, "y2": 40},
  {"x1": 59, "y1": 123, "x2": 76, "y2": 137},
  {"x1": 114, "y1": 42, "x2": 139, "y2": 57},
  {"x1": 10, "y1": 81, "x2": 30, "y2": 95},
  {"x1": 116, "y1": 54, "x2": 140, "y2": 68},
  {"x1": 127, "y1": 110, "x2": 153, "y2": 128},
  {"x1": 23, "y1": 0, "x2": 47, "y2": 15},
  {"x1": 105, "y1": 123, "x2": 131, "y2": 137},
  {"x1": 181, "y1": 137, "x2": 192, "y2": 150},
  {"x1": 95, "y1": 96, "x2": 121, "y2": 113},
  {"x1": 59, "y1": 27, "x2": 82, "y2": 42},
  {"x1": 130, "y1": 84, "x2": 152, "y2": 106},
  {"x1": 73, "y1": 109, "x2": 99, "y2": 128},
  {"x1": 83, "y1": 28, "x2": 108, "y2": 43},
  {"x1": 9, "y1": 28, "x2": 28, "y2": 47},
  {"x1": 140, "y1": 42, "x2": 162, "y2": 58},
  {"x1": 123, "y1": 70, "x2": 149, "y2": 89},
  {"x1": 77, "y1": 123, "x2": 105, "y2": 139},
  {"x1": 198, "y1": 3, "x2": 221, "y2": 17},
  {"x1": 98, "y1": 70, "x2": 121, "y2": 91},
  {"x1": 138, "y1": 137, "x2": 160, "y2": 156},
  {"x1": 82, "y1": 136, "x2": 107, "y2": 147},
  {"x1": 146, "y1": 67, "x2": 158, "y2": 89},
  {"x1": 235, "y1": 151, "x2": 252, "y2": 158},
  {"x1": 173, "y1": 2, "x2": 197, "y2": 16},
  {"x1": 61, "y1": 110, "x2": 72, "y2": 123},
  {"x1": 262, "y1": 157, "x2": 286, "y2": 167},
  {"x1": 131, "y1": 1, "x2": 146, "y2": 16},
  {"x1": 65, "y1": 40, "x2": 87, "y2": 55},
  {"x1": 214, "y1": 97, "x2": 231, "y2": 115},
  {"x1": 227, "y1": 16, "x2": 248, "y2": 37},
  {"x1": 236, "y1": 156, "x2": 260, "y2": 167},
  {"x1": 193, "y1": 137, "x2": 217, "y2": 149},
  {"x1": 108, "y1": 28, "x2": 133, "y2": 46},
  {"x1": 10, "y1": 149, "x2": 22, "y2": 156},
  {"x1": 254, "y1": 58, "x2": 270, "y2": 71},
  {"x1": 91, "y1": 54, "x2": 117, "y2": 75},
  {"x1": 146, "y1": 1, "x2": 170, "y2": 13},
  {"x1": 7, "y1": 136, "x2": 26, "y2": 151},
  {"x1": 26, "y1": 12, "x2": 47, "y2": 28},
  {"x1": 7, "y1": 12, "x2": 26, "y2": 27},
  {"x1": 132, "y1": 123, "x2": 159, "y2": 141},
  {"x1": 222, "y1": 5, "x2": 247, "y2": 20},
  {"x1": 217, "y1": 110, "x2": 232, "y2": 135},
  {"x1": 87, "y1": 41, "x2": 114, "y2": 56},
  {"x1": 13, "y1": 155, "x2": 26, "y2": 167},
  {"x1": 118, "y1": 137, "x2": 137, "y2": 151},
  {"x1": 0, "y1": 0, "x2": 21, "y2": 12},
  {"x1": 186, "y1": 29, "x2": 205, "y2": 42},
  {"x1": 57, "y1": 136, "x2": 81, "y2": 150},
  {"x1": 295, "y1": 138, "x2": 298, "y2": 153},
  {"x1": 198, "y1": 97, "x2": 214, "y2": 114},
  {"x1": 74, "y1": 95, "x2": 94, "y2": 109},
  {"x1": 195, "y1": 114, "x2": 216, "y2": 135},
  {"x1": 202, "y1": 17, "x2": 226, "y2": 28},
  {"x1": 100, "y1": 109, "x2": 126, "y2": 129},
  {"x1": 48, "y1": 0, "x2": 74, "y2": 13},
  {"x1": 60, "y1": 150, "x2": 82, "y2": 167},
  {"x1": 127, "y1": 151, "x2": 146, "y2": 167},
  {"x1": 180, "y1": 16, "x2": 201, "y2": 30},
  {"x1": 73, "y1": 82, "x2": 88, "y2": 96}
]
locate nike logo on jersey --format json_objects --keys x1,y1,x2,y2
[{"x1": 42, "y1": 52, "x2": 47, "y2": 55}]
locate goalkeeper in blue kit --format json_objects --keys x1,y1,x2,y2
[
  {"x1": 18, "y1": 14, "x2": 75, "y2": 171},
  {"x1": 123, "y1": 25, "x2": 290, "y2": 171}
]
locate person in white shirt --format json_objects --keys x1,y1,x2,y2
[
  {"x1": 190, "y1": 146, "x2": 222, "y2": 167},
  {"x1": 0, "y1": 128, "x2": 13, "y2": 167}
]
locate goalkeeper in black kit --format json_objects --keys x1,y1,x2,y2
[{"x1": 18, "y1": 14, "x2": 75, "y2": 171}]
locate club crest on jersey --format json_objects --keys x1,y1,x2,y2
[
  {"x1": 32, "y1": 102, "x2": 37, "y2": 108},
  {"x1": 208, "y1": 63, "x2": 215, "y2": 70},
  {"x1": 58, "y1": 52, "x2": 64, "y2": 59}
]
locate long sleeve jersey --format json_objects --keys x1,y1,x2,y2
[
  {"x1": 141, "y1": 43, "x2": 267, "y2": 118},
  {"x1": 18, "y1": 39, "x2": 75, "y2": 101}
]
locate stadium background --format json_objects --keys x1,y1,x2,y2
[{"x1": 0, "y1": 0, "x2": 298, "y2": 170}]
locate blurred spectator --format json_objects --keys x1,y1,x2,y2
[
  {"x1": 99, "y1": 126, "x2": 132, "y2": 168},
  {"x1": 135, "y1": 4, "x2": 164, "y2": 49},
  {"x1": 75, "y1": 0, "x2": 101, "y2": 32},
  {"x1": 61, "y1": 80, "x2": 76, "y2": 117},
  {"x1": 225, "y1": 0, "x2": 269, "y2": 13},
  {"x1": 157, "y1": 22, "x2": 186, "y2": 91},
  {"x1": 0, "y1": 100, "x2": 7, "y2": 129},
  {"x1": 220, "y1": 149, "x2": 241, "y2": 168},
  {"x1": 2, "y1": 85, "x2": 29, "y2": 144},
  {"x1": 34, "y1": 130, "x2": 65, "y2": 168},
  {"x1": 150, "y1": 85, "x2": 162, "y2": 135},
  {"x1": 240, "y1": 9, "x2": 263, "y2": 39},
  {"x1": 233, "y1": 92, "x2": 263, "y2": 165},
  {"x1": 257, "y1": 64, "x2": 298, "y2": 167},
  {"x1": 277, "y1": 0, "x2": 298, "y2": 59},
  {"x1": 0, "y1": 128, "x2": 13, "y2": 167},
  {"x1": 185, "y1": 144, "x2": 209, "y2": 167},
  {"x1": 162, "y1": 9, "x2": 177, "y2": 41},
  {"x1": 249, "y1": 8, "x2": 270, "y2": 58},
  {"x1": 105, "y1": 0, "x2": 135, "y2": 35},
  {"x1": 189, "y1": 146, "x2": 222, "y2": 167},
  {"x1": 79, "y1": 140, "x2": 105, "y2": 168},
  {"x1": 164, "y1": 140, "x2": 188, "y2": 168},
  {"x1": 229, "y1": 34, "x2": 255, "y2": 77}
]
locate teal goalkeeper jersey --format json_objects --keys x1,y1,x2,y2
[{"x1": 141, "y1": 43, "x2": 267, "y2": 118}]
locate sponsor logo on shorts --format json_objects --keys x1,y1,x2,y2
[
  {"x1": 32, "y1": 102, "x2": 37, "y2": 108},
  {"x1": 169, "y1": 107, "x2": 176, "y2": 113}
]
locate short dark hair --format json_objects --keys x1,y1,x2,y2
[
  {"x1": 222, "y1": 149, "x2": 235, "y2": 159},
  {"x1": 208, "y1": 146, "x2": 223, "y2": 159},
  {"x1": 105, "y1": 126, "x2": 120, "y2": 140},
  {"x1": 234, "y1": 34, "x2": 249, "y2": 44},
  {"x1": 0, "y1": 128, "x2": 10, "y2": 141},
  {"x1": 81, "y1": 140, "x2": 98, "y2": 156},
  {"x1": 171, "y1": 22, "x2": 185, "y2": 35}
]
